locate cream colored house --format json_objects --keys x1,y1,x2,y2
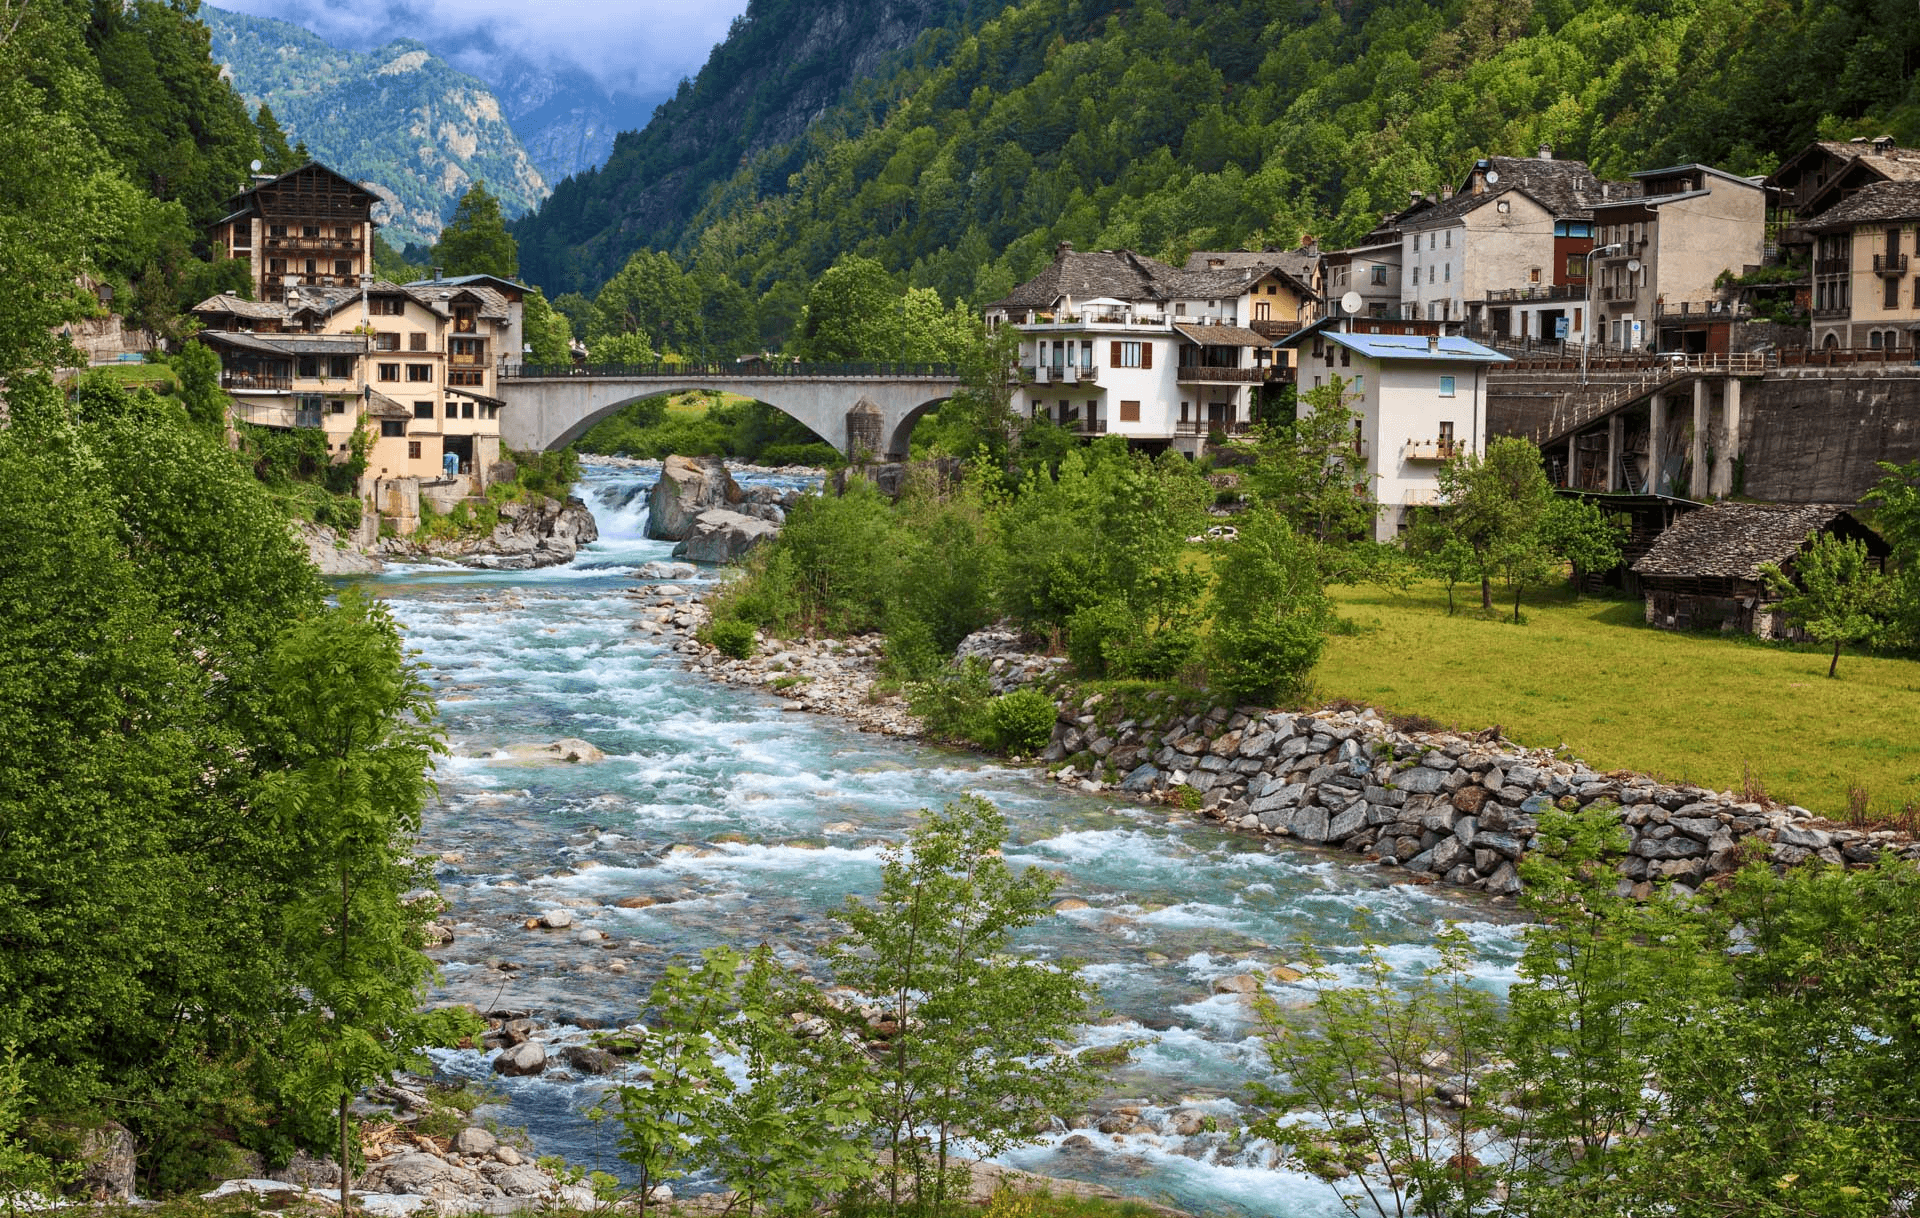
[
  {"x1": 1804, "y1": 180, "x2": 1920, "y2": 351},
  {"x1": 1588, "y1": 164, "x2": 1766, "y2": 354},
  {"x1": 196, "y1": 273, "x2": 522, "y2": 518},
  {"x1": 207, "y1": 163, "x2": 376, "y2": 304}
]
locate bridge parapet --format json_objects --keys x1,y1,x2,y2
[{"x1": 502, "y1": 360, "x2": 959, "y2": 381}]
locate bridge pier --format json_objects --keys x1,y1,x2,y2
[
  {"x1": 1689, "y1": 379, "x2": 1710, "y2": 499},
  {"x1": 1648, "y1": 392, "x2": 1667, "y2": 495},
  {"x1": 1606, "y1": 413, "x2": 1623, "y2": 492}
]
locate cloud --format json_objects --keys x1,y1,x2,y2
[{"x1": 210, "y1": 0, "x2": 747, "y2": 96}]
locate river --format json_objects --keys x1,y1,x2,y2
[{"x1": 359, "y1": 462, "x2": 1524, "y2": 1218}]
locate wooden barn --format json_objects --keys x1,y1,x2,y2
[{"x1": 1631, "y1": 502, "x2": 1888, "y2": 637}]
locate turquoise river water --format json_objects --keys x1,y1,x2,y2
[{"x1": 359, "y1": 462, "x2": 1524, "y2": 1218}]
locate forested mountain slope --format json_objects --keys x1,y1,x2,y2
[
  {"x1": 204, "y1": 5, "x2": 548, "y2": 246},
  {"x1": 512, "y1": 0, "x2": 1920, "y2": 322},
  {"x1": 515, "y1": 0, "x2": 1018, "y2": 293}
]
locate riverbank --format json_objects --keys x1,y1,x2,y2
[
  {"x1": 297, "y1": 492, "x2": 600, "y2": 575},
  {"x1": 635, "y1": 576, "x2": 1920, "y2": 898}
]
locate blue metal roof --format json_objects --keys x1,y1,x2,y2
[{"x1": 1280, "y1": 327, "x2": 1509, "y2": 363}]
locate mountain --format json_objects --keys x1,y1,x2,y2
[
  {"x1": 203, "y1": 6, "x2": 548, "y2": 247},
  {"x1": 478, "y1": 56, "x2": 671, "y2": 187},
  {"x1": 512, "y1": 0, "x2": 1920, "y2": 324},
  {"x1": 515, "y1": 0, "x2": 1014, "y2": 294}
]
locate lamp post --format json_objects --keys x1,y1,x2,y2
[{"x1": 1582, "y1": 243, "x2": 1624, "y2": 384}]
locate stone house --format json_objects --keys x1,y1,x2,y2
[
  {"x1": 1588, "y1": 164, "x2": 1768, "y2": 354},
  {"x1": 207, "y1": 162, "x2": 376, "y2": 303},
  {"x1": 1765, "y1": 136, "x2": 1920, "y2": 264},
  {"x1": 982, "y1": 244, "x2": 1313, "y2": 455},
  {"x1": 1801, "y1": 180, "x2": 1920, "y2": 352},
  {"x1": 1275, "y1": 319, "x2": 1509, "y2": 540},
  {"x1": 1630, "y1": 501, "x2": 1888, "y2": 637}
]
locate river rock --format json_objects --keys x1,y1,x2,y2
[
  {"x1": 537, "y1": 909, "x2": 573, "y2": 929},
  {"x1": 497, "y1": 738, "x2": 607, "y2": 765},
  {"x1": 479, "y1": 1162, "x2": 551, "y2": 1197},
  {"x1": 562, "y1": 1046, "x2": 621, "y2": 1075},
  {"x1": 1211, "y1": 973, "x2": 1262, "y2": 995},
  {"x1": 79, "y1": 1121, "x2": 136, "y2": 1200},
  {"x1": 636, "y1": 560, "x2": 697, "y2": 580},
  {"x1": 493, "y1": 1041, "x2": 547, "y2": 1077},
  {"x1": 267, "y1": 1150, "x2": 340, "y2": 1188},
  {"x1": 646, "y1": 455, "x2": 743, "y2": 541},
  {"x1": 671, "y1": 508, "x2": 780, "y2": 563},
  {"x1": 363, "y1": 1150, "x2": 497, "y2": 1200},
  {"x1": 453, "y1": 1127, "x2": 497, "y2": 1157}
]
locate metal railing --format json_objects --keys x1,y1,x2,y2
[
  {"x1": 222, "y1": 371, "x2": 292, "y2": 391},
  {"x1": 1071, "y1": 417, "x2": 1108, "y2": 435},
  {"x1": 1486, "y1": 283, "x2": 1585, "y2": 302},
  {"x1": 503, "y1": 360, "x2": 959, "y2": 380},
  {"x1": 1176, "y1": 365, "x2": 1261, "y2": 382},
  {"x1": 1529, "y1": 351, "x2": 1776, "y2": 445},
  {"x1": 1777, "y1": 345, "x2": 1920, "y2": 367},
  {"x1": 1175, "y1": 419, "x2": 1252, "y2": 436},
  {"x1": 1873, "y1": 253, "x2": 1910, "y2": 275},
  {"x1": 1026, "y1": 363, "x2": 1098, "y2": 385},
  {"x1": 1249, "y1": 318, "x2": 1300, "y2": 337}
]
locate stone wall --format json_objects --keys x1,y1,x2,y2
[
  {"x1": 1739, "y1": 369, "x2": 1920, "y2": 502},
  {"x1": 1039, "y1": 693, "x2": 1918, "y2": 898}
]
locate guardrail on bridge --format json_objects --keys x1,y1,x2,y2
[{"x1": 501, "y1": 360, "x2": 960, "y2": 380}]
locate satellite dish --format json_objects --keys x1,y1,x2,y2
[
  {"x1": 1340, "y1": 291, "x2": 1364, "y2": 315},
  {"x1": 1626, "y1": 259, "x2": 1642, "y2": 274},
  {"x1": 1484, "y1": 169, "x2": 1500, "y2": 185},
  {"x1": 250, "y1": 159, "x2": 263, "y2": 172}
]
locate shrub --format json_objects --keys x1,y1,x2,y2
[
  {"x1": 1112, "y1": 627, "x2": 1198, "y2": 680},
  {"x1": 909, "y1": 657, "x2": 993, "y2": 742},
  {"x1": 754, "y1": 441, "x2": 842, "y2": 469},
  {"x1": 1067, "y1": 600, "x2": 1134, "y2": 677},
  {"x1": 1208, "y1": 614, "x2": 1323, "y2": 704},
  {"x1": 707, "y1": 618, "x2": 756, "y2": 659},
  {"x1": 984, "y1": 688, "x2": 1059, "y2": 754}
]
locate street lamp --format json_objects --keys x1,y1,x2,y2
[{"x1": 1581, "y1": 243, "x2": 1624, "y2": 384}]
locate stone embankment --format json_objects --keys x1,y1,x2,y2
[{"x1": 297, "y1": 493, "x2": 598, "y2": 576}]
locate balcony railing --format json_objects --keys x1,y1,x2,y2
[
  {"x1": 1175, "y1": 419, "x2": 1252, "y2": 437},
  {"x1": 1027, "y1": 363, "x2": 1098, "y2": 385},
  {"x1": 1405, "y1": 440, "x2": 1460, "y2": 461},
  {"x1": 1873, "y1": 253, "x2": 1910, "y2": 276},
  {"x1": 222, "y1": 371, "x2": 292, "y2": 391},
  {"x1": 1404, "y1": 488, "x2": 1443, "y2": 506},
  {"x1": 1654, "y1": 300, "x2": 1750, "y2": 319},
  {"x1": 1248, "y1": 318, "x2": 1300, "y2": 338},
  {"x1": 1486, "y1": 283, "x2": 1585, "y2": 302},
  {"x1": 265, "y1": 236, "x2": 359, "y2": 252},
  {"x1": 1071, "y1": 417, "x2": 1108, "y2": 435},
  {"x1": 1176, "y1": 365, "x2": 1261, "y2": 383}
]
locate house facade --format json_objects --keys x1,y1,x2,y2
[
  {"x1": 1765, "y1": 137, "x2": 1920, "y2": 263},
  {"x1": 983, "y1": 244, "x2": 1304, "y2": 454},
  {"x1": 207, "y1": 162, "x2": 377, "y2": 303},
  {"x1": 1802, "y1": 180, "x2": 1920, "y2": 351},
  {"x1": 1588, "y1": 164, "x2": 1767, "y2": 354},
  {"x1": 1277, "y1": 321, "x2": 1509, "y2": 540},
  {"x1": 195, "y1": 272, "x2": 522, "y2": 502}
]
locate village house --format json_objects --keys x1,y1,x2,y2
[
  {"x1": 1631, "y1": 501, "x2": 1888, "y2": 637},
  {"x1": 208, "y1": 162, "x2": 377, "y2": 303},
  {"x1": 982, "y1": 243, "x2": 1314, "y2": 454},
  {"x1": 1587, "y1": 164, "x2": 1767, "y2": 354},
  {"x1": 194, "y1": 271, "x2": 523, "y2": 516},
  {"x1": 1765, "y1": 136, "x2": 1920, "y2": 263},
  {"x1": 1401, "y1": 146, "x2": 1603, "y2": 336},
  {"x1": 1800, "y1": 180, "x2": 1920, "y2": 352},
  {"x1": 1326, "y1": 200, "x2": 1427, "y2": 320},
  {"x1": 1275, "y1": 318, "x2": 1509, "y2": 540}
]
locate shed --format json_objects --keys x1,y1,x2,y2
[{"x1": 1630, "y1": 502, "x2": 1888, "y2": 637}]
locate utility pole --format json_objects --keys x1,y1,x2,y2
[{"x1": 1582, "y1": 243, "x2": 1624, "y2": 384}]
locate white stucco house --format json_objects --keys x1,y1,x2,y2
[{"x1": 1277, "y1": 320, "x2": 1510, "y2": 540}]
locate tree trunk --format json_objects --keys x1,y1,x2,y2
[
  {"x1": 338, "y1": 1097, "x2": 351, "y2": 1218},
  {"x1": 1513, "y1": 583, "x2": 1523, "y2": 623},
  {"x1": 1829, "y1": 641, "x2": 1841, "y2": 679},
  {"x1": 1480, "y1": 574, "x2": 1493, "y2": 610}
]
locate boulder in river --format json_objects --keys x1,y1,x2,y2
[
  {"x1": 669, "y1": 508, "x2": 780, "y2": 563},
  {"x1": 492, "y1": 1040, "x2": 547, "y2": 1077},
  {"x1": 495, "y1": 738, "x2": 606, "y2": 765},
  {"x1": 636, "y1": 560, "x2": 697, "y2": 580},
  {"x1": 646, "y1": 455, "x2": 742, "y2": 541}
]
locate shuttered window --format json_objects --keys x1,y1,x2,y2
[{"x1": 1120, "y1": 401, "x2": 1141, "y2": 422}]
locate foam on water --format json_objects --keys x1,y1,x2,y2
[{"x1": 352, "y1": 461, "x2": 1528, "y2": 1218}]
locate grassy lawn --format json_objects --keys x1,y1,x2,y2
[
  {"x1": 75, "y1": 361, "x2": 180, "y2": 392},
  {"x1": 1317, "y1": 580, "x2": 1920, "y2": 820}
]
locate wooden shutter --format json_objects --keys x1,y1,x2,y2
[
  {"x1": 1120, "y1": 401, "x2": 1141, "y2": 422},
  {"x1": 1110, "y1": 340, "x2": 1122, "y2": 367},
  {"x1": 1141, "y1": 342, "x2": 1153, "y2": 369}
]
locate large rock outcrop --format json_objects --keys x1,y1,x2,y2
[
  {"x1": 394, "y1": 496, "x2": 600, "y2": 571},
  {"x1": 670, "y1": 509, "x2": 780, "y2": 563},
  {"x1": 646, "y1": 455, "x2": 742, "y2": 541}
]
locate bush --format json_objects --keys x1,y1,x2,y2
[
  {"x1": 1067, "y1": 600, "x2": 1134, "y2": 677},
  {"x1": 706, "y1": 618, "x2": 756, "y2": 659},
  {"x1": 751, "y1": 441, "x2": 842, "y2": 469},
  {"x1": 1208, "y1": 614, "x2": 1323, "y2": 704},
  {"x1": 909, "y1": 657, "x2": 993, "y2": 742},
  {"x1": 984, "y1": 688, "x2": 1059, "y2": 754}
]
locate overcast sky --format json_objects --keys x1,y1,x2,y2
[{"x1": 210, "y1": 0, "x2": 751, "y2": 97}]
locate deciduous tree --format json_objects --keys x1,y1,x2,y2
[
  {"x1": 433, "y1": 181, "x2": 518, "y2": 279},
  {"x1": 1761, "y1": 533, "x2": 1887, "y2": 678}
]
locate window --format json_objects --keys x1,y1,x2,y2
[
  {"x1": 1340, "y1": 346, "x2": 1351, "y2": 367},
  {"x1": 372, "y1": 297, "x2": 404, "y2": 316},
  {"x1": 303, "y1": 225, "x2": 320, "y2": 238},
  {"x1": 1120, "y1": 400, "x2": 1141, "y2": 422},
  {"x1": 336, "y1": 226, "x2": 352, "y2": 239},
  {"x1": 1429, "y1": 233, "x2": 1437, "y2": 250},
  {"x1": 453, "y1": 305, "x2": 477, "y2": 333},
  {"x1": 1371, "y1": 265, "x2": 1388, "y2": 285},
  {"x1": 1445, "y1": 230, "x2": 1453, "y2": 247},
  {"x1": 1111, "y1": 340, "x2": 1151, "y2": 368},
  {"x1": 447, "y1": 402, "x2": 461, "y2": 418},
  {"x1": 304, "y1": 259, "x2": 317, "y2": 275},
  {"x1": 1870, "y1": 331, "x2": 1884, "y2": 349},
  {"x1": 1529, "y1": 267, "x2": 1542, "y2": 284},
  {"x1": 408, "y1": 441, "x2": 422, "y2": 459},
  {"x1": 462, "y1": 401, "x2": 474, "y2": 419},
  {"x1": 334, "y1": 260, "x2": 351, "y2": 277},
  {"x1": 297, "y1": 355, "x2": 318, "y2": 378},
  {"x1": 377, "y1": 363, "x2": 399, "y2": 381},
  {"x1": 449, "y1": 369, "x2": 485, "y2": 386},
  {"x1": 380, "y1": 420, "x2": 404, "y2": 437},
  {"x1": 375, "y1": 332, "x2": 399, "y2": 351},
  {"x1": 1439, "y1": 375, "x2": 1457, "y2": 397},
  {"x1": 406, "y1": 364, "x2": 433, "y2": 383},
  {"x1": 1352, "y1": 374, "x2": 1364, "y2": 393},
  {"x1": 1497, "y1": 199, "x2": 1511, "y2": 213},
  {"x1": 409, "y1": 332, "x2": 427, "y2": 351},
  {"x1": 328, "y1": 355, "x2": 353, "y2": 378},
  {"x1": 1887, "y1": 275, "x2": 1901, "y2": 310},
  {"x1": 328, "y1": 399, "x2": 347, "y2": 414},
  {"x1": 269, "y1": 224, "x2": 287, "y2": 237},
  {"x1": 268, "y1": 258, "x2": 286, "y2": 274},
  {"x1": 1265, "y1": 284, "x2": 1277, "y2": 295},
  {"x1": 1566, "y1": 254, "x2": 1585, "y2": 278},
  {"x1": 1439, "y1": 421, "x2": 1455, "y2": 445},
  {"x1": 1444, "y1": 264, "x2": 1451, "y2": 282},
  {"x1": 413, "y1": 401, "x2": 435, "y2": 419}
]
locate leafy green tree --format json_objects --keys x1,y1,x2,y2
[
  {"x1": 590, "y1": 331, "x2": 656, "y2": 365},
  {"x1": 371, "y1": 234, "x2": 425, "y2": 284},
  {"x1": 1243, "y1": 376, "x2": 1377, "y2": 566},
  {"x1": 1434, "y1": 436, "x2": 1554, "y2": 612},
  {"x1": 591, "y1": 250, "x2": 699, "y2": 355},
  {"x1": 1862, "y1": 459, "x2": 1920, "y2": 650},
  {"x1": 1538, "y1": 496, "x2": 1627, "y2": 598},
  {"x1": 262, "y1": 590, "x2": 447, "y2": 1218},
  {"x1": 521, "y1": 287, "x2": 572, "y2": 366},
  {"x1": 433, "y1": 180, "x2": 518, "y2": 278},
  {"x1": 1761, "y1": 533, "x2": 1888, "y2": 678},
  {"x1": 1404, "y1": 510, "x2": 1478, "y2": 615},
  {"x1": 797, "y1": 256, "x2": 897, "y2": 361},
  {"x1": 175, "y1": 339, "x2": 226, "y2": 432},
  {"x1": 826, "y1": 796, "x2": 1096, "y2": 1217},
  {"x1": 254, "y1": 102, "x2": 296, "y2": 174},
  {"x1": 1206, "y1": 507, "x2": 1330, "y2": 702}
]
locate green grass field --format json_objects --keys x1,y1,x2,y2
[{"x1": 1317, "y1": 580, "x2": 1920, "y2": 820}]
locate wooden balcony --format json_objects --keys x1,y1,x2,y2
[
  {"x1": 1405, "y1": 440, "x2": 1460, "y2": 461},
  {"x1": 1248, "y1": 318, "x2": 1299, "y2": 338},
  {"x1": 222, "y1": 370, "x2": 292, "y2": 392},
  {"x1": 1176, "y1": 365, "x2": 1260, "y2": 383}
]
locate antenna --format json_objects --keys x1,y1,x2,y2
[
  {"x1": 250, "y1": 159, "x2": 263, "y2": 173},
  {"x1": 1340, "y1": 290, "x2": 1363, "y2": 331},
  {"x1": 1485, "y1": 169, "x2": 1500, "y2": 185}
]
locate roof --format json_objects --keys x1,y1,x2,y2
[
  {"x1": 1275, "y1": 323, "x2": 1508, "y2": 364},
  {"x1": 1631, "y1": 502, "x2": 1872, "y2": 580},
  {"x1": 990, "y1": 245, "x2": 1319, "y2": 313},
  {"x1": 365, "y1": 391, "x2": 413, "y2": 420},
  {"x1": 193, "y1": 293, "x2": 285, "y2": 321},
  {"x1": 1630, "y1": 163, "x2": 1766, "y2": 190},
  {"x1": 221, "y1": 161, "x2": 377, "y2": 215},
  {"x1": 198, "y1": 330, "x2": 368, "y2": 356},
  {"x1": 447, "y1": 386, "x2": 506, "y2": 409},
  {"x1": 1802, "y1": 180, "x2": 1920, "y2": 228},
  {"x1": 1183, "y1": 248, "x2": 1321, "y2": 289},
  {"x1": 1174, "y1": 323, "x2": 1272, "y2": 347},
  {"x1": 404, "y1": 273, "x2": 528, "y2": 296}
]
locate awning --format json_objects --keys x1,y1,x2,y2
[
  {"x1": 1174, "y1": 323, "x2": 1273, "y2": 347},
  {"x1": 364, "y1": 390, "x2": 413, "y2": 420},
  {"x1": 447, "y1": 386, "x2": 506, "y2": 409}
]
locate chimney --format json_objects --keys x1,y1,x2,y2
[
  {"x1": 1427, "y1": 333, "x2": 1441, "y2": 353},
  {"x1": 1054, "y1": 241, "x2": 1073, "y2": 262},
  {"x1": 1873, "y1": 135, "x2": 1895, "y2": 154},
  {"x1": 432, "y1": 265, "x2": 444, "y2": 281},
  {"x1": 1409, "y1": 190, "x2": 1424, "y2": 206},
  {"x1": 1440, "y1": 183, "x2": 1454, "y2": 201},
  {"x1": 1538, "y1": 143, "x2": 1553, "y2": 160}
]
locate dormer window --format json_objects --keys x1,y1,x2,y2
[{"x1": 453, "y1": 304, "x2": 478, "y2": 333}]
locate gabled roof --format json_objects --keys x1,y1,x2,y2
[
  {"x1": 1631, "y1": 502, "x2": 1878, "y2": 580},
  {"x1": 192, "y1": 293, "x2": 285, "y2": 321},
  {"x1": 198, "y1": 329, "x2": 368, "y2": 356},
  {"x1": 1802, "y1": 180, "x2": 1920, "y2": 228},
  {"x1": 1275, "y1": 322, "x2": 1507, "y2": 364},
  {"x1": 221, "y1": 161, "x2": 377, "y2": 214},
  {"x1": 1630, "y1": 163, "x2": 1766, "y2": 190},
  {"x1": 1174, "y1": 323, "x2": 1273, "y2": 347},
  {"x1": 988, "y1": 248, "x2": 1174, "y2": 311},
  {"x1": 365, "y1": 391, "x2": 414, "y2": 420}
]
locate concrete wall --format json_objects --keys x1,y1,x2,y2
[{"x1": 1740, "y1": 369, "x2": 1920, "y2": 501}]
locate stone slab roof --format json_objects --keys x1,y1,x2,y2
[
  {"x1": 365, "y1": 391, "x2": 413, "y2": 420},
  {"x1": 199, "y1": 329, "x2": 368, "y2": 356},
  {"x1": 1802, "y1": 180, "x2": 1920, "y2": 228},
  {"x1": 1631, "y1": 502, "x2": 1865, "y2": 581},
  {"x1": 193, "y1": 293, "x2": 285, "y2": 320},
  {"x1": 989, "y1": 249, "x2": 1175, "y2": 311},
  {"x1": 1174, "y1": 323, "x2": 1273, "y2": 347}
]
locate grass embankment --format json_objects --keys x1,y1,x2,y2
[
  {"x1": 76, "y1": 361, "x2": 181, "y2": 392},
  {"x1": 1318, "y1": 580, "x2": 1920, "y2": 820}
]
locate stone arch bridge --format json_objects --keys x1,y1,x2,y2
[{"x1": 497, "y1": 362, "x2": 964, "y2": 460}]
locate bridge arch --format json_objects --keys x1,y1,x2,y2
[
  {"x1": 540, "y1": 387, "x2": 837, "y2": 454},
  {"x1": 885, "y1": 396, "x2": 957, "y2": 460}
]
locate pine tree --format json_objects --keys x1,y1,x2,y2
[
  {"x1": 433, "y1": 181, "x2": 518, "y2": 279},
  {"x1": 254, "y1": 103, "x2": 295, "y2": 173}
]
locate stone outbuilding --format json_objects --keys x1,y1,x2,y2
[{"x1": 1631, "y1": 501, "x2": 1888, "y2": 636}]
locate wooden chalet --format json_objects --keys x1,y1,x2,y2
[
  {"x1": 209, "y1": 162, "x2": 377, "y2": 303},
  {"x1": 1630, "y1": 502, "x2": 1888, "y2": 637}
]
